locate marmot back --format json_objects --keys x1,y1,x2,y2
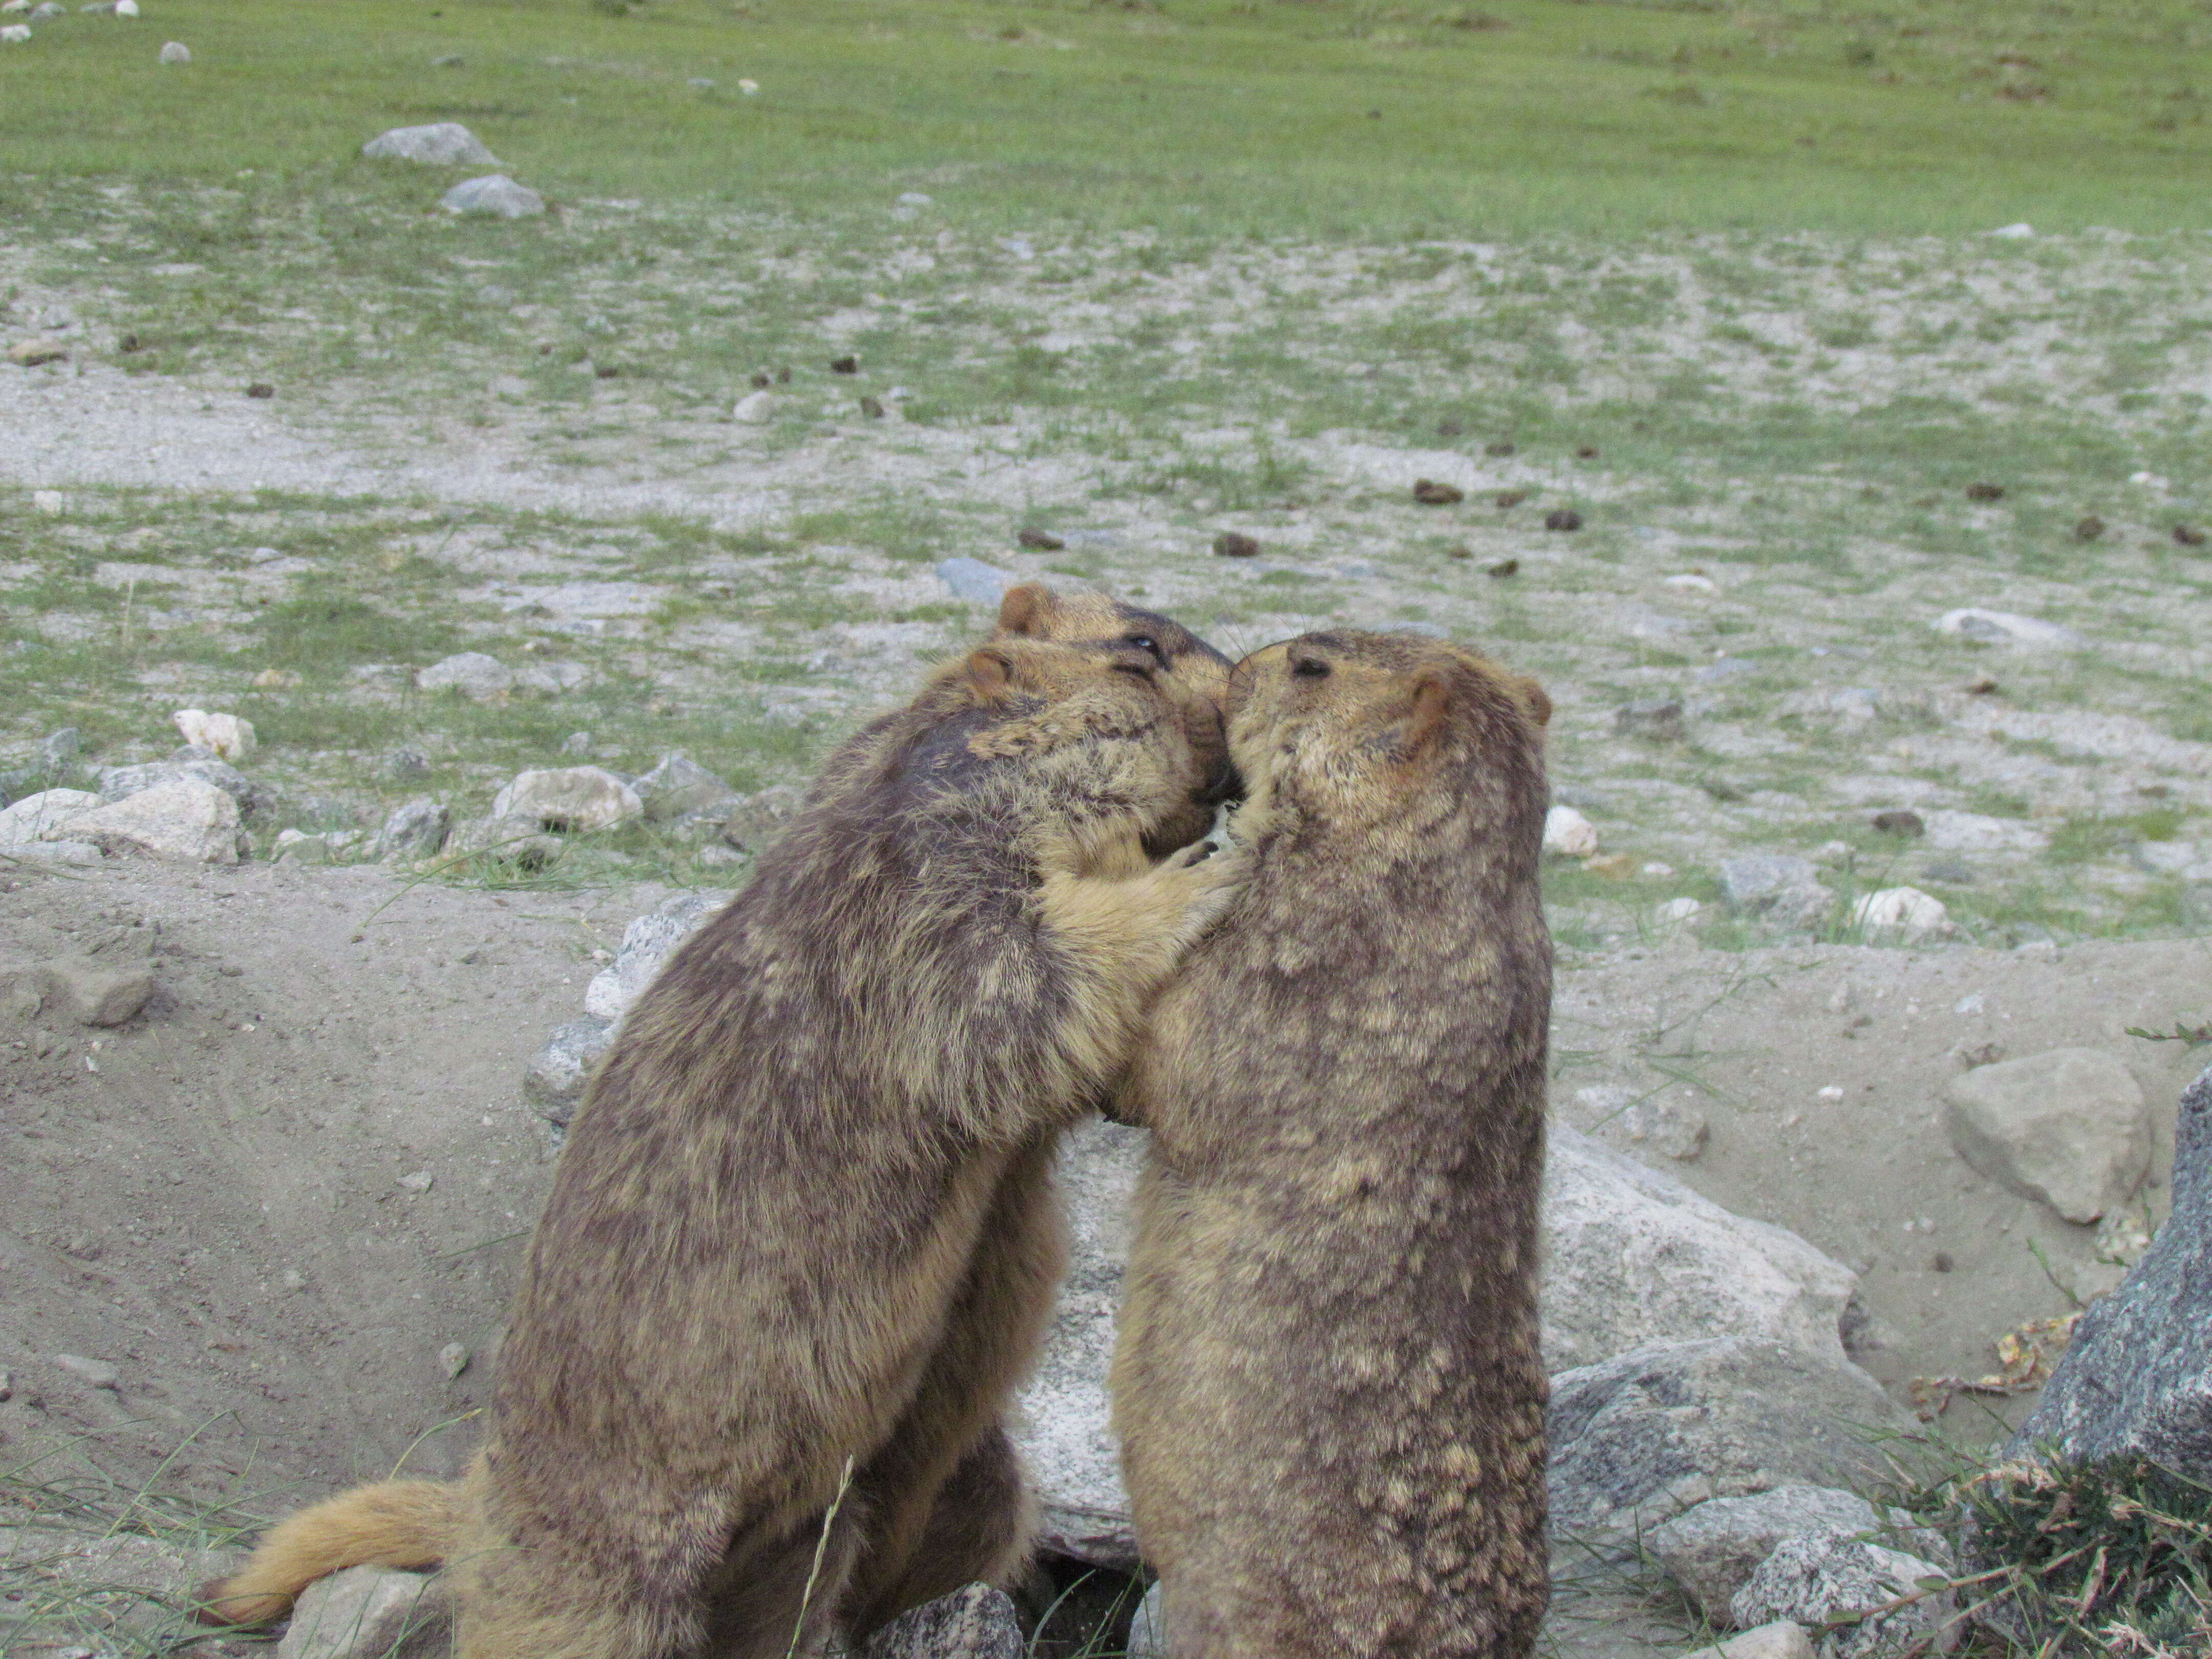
[{"x1": 1111, "y1": 629, "x2": 1554, "y2": 1659}]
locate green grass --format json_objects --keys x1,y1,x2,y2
[{"x1": 4, "y1": 0, "x2": 2211, "y2": 241}]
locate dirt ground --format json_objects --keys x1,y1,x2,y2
[{"x1": 6, "y1": 856, "x2": 2204, "y2": 1526}]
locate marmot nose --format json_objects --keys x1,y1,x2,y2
[{"x1": 1200, "y1": 757, "x2": 1245, "y2": 806}]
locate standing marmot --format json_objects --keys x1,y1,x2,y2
[
  {"x1": 205, "y1": 632, "x2": 1244, "y2": 1658},
  {"x1": 1110, "y1": 629, "x2": 1554, "y2": 1659}
]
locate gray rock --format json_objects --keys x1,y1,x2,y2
[
  {"x1": 417, "y1": 651, "x2": 514, "y2": 700},
  {"x1": 1649, "y1": 1485, "x2": 1886, "y2": 1622},
  {"x1": 448, "y1": 814, "x2": 563, "y2": 871},
  {"x1": 1934, "y1": 607, "x2": 2081, "y2": 650},
  {"x1": 1921, "y1": 810, "x2": 2047, "y2": 854},
  {"x1": 1614, "y1": 697, "x2": 1685, "y2": 740},
  {"x1": 388, "y1": 745, "x2": 432, "y2": 781},
  {"x1": 99, "y1": 755, "x2": 264, "y2": 819},
  {"x1": 1719, "y1": 855, "x2": 1834, "y2": 932},
  {"x1": 1623, "y1": 1095, "x2": 1710, "y2": 1161},
  {"x1": 440, "y1": 174, "x2": 545, "y2": 218},
  {"x1": 1941, "y1": 1048, "x2": 2150, "y2": 1224},
  {"x1": 935, "y1": 556, "x2": 1015, "y2": 605},
  {"x1": 30, "y1": 2, "x2": 62, "y2": 16},
  {"x1": 860, "y1": 1583, "x2": 1023, "y2": 1659},
  {"x1": 272, "y1": 827, "x2": 369, "y2": 864},
  {"x1": 361, "y1": 121, "x2": 500, "y2": 165},
  {"x1": 279, "y1": 1565, "x2": 451, "y2": 1659},
  {"x1": 491, "y1": 766, "x2": 643, "y2": 833},
  {"x1": 60, "y1": 776, "x2": 243, "y2": 863},
  {"x1": 375, "y1": 799, "x2": 452, "y2": 862},
  {"x1": 558, "y1": 731, "x2": 593, "y2": 757},
  {"x1": 2006, "y1": 1061, "x2": 2212, "y2": 1481},
  {"x1": 40, "y1": 727, "x2": 80, "y2": 765},
  {"x1": 0, "y1": 787, "x2": 103, "y2": 845},
  {"x1": 581, "y1": 891, "x2": 731, "y2": 1025},
  {"x1": 523, "y1": 1017, "x2": 614, "y2": 1126},
  {"x1": 46, "y1": 956, "x2": 157, "y2": 1026},
  {"x1": 53, "y1": 1353, "x2": 120, "y2": 1388},
  {"x1": 5, "y1": 838, "x2": 102, "y2": 866},
  {"x1": 732, "y1": 389, "x2": 779, "y2": 423},
  {"x1": 635, "y1": 753, "x2": 739, "y2": 823},
  {"x1": 157, "y1": 36, "x2": 187, "y2": 60},
  {"x1": 1730, "y1": 1535, "x2": 1953, "y2": 1659},
  {"x1": 1127, "y1": 1581, "x2": 1165, "y2": 1659},
  {"x1": 1685, "y1": 1625, "x2": 1819, "y2": 1659},
  {"x1": 1545, "y1": 1338, "x2": 1908, "y2": 1550},
  {"x1": 721, "y1": 783, "x2": 803, "y2": 853}
]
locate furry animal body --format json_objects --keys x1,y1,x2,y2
[{"x1": 1111, "y1": 629, "x2": 1555, "y2": 1659}]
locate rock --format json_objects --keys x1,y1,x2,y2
[
  {"x1": 522, "y1": 1017, "x2": 614, "y2": 1125},
  {"x1": 46, "y1": 957, "x2": 156, "y2": 1026},
  {"x1": 581, "y1": 891, "x2": 732, "y2": 1026},
  {"x1": 438, "y1": 1343, "x2": 470, "y2": 1379},
  {"x1": 273, "y1": 827, "x2": 368, "y2": 864},
  {"x1": 2005, "y1": 1061, "x2": 2212, "y2": 1479},
  {"x1": 1730, "y1": 1535, "x2": 1953, "y2": 1659},
  {"x1": 1718, "y1": 856, "x2": 1834, "y2": 932},
  {"x1": 490, "y1": 767, "x2": 642, "y2": 834},
  {"x1": 721, "y1": 784, "x2": 803, "y2": 853},
  {"x1": 279, "y1": 1565, "x2": 451, "y2": 1659},
  {"x1": 732, "y1": 390, "x2": 778, "y2": 422},
  {"x1": 448, "y1": 814, "x2": 562, "y2": 871},
  {"x1": 1941, "y1": 1048, "x2": 2150, "y2": 1224},
  {"x1": 0, "y1": 788, "x2": 103, "y2": 845},
  {"x1": 1650, "y1": 1484, "x2": 1886, "y2": 1622},
  {"x1": 417, "y1": 651, "x2": 514, "y2": 700},
  {"x1": 1210, "y1": 530, "x2": 1262, "y2": 558},
  {"x1": 634, "y1": 754, "x2": 739, "y2": 823},
  {"x1": 1614, "y1": 698, "x2": 1685, "y2": 740},
  {"x1": 1849, "y1": 886, "x2": 1950, "y2": 943},
  {"x1": 1658, "y1": 896, "x2": 1703, "y2": 922},
  {"x1": 374, "y1": 799, "x2": 451, "y2": 861},
  {"x1": 860, "y1": 1584, "x2": 1023, "y2": 1659},
  {"x1": 0, "y1": 24, "x2": 29, "y2": 41},
  {"x1": 53, "y1": 1354, "x2": 120, "y2": 1389},
  {"x1": 1545, "y1": 508, "x2": 1584, "y2": 531},
  {"x1": 439, "y1": 175, "x2": 545, "y2": 218},
  {"x1": 1684, "y1": 1624, "x2": 1818, "y2": 1659},
  {"x1": 157, "y1": 37, "x2": 187, "y2": 60},
  {"x1": 7, "y1": 839, "x2": 102, "y2": 866},
  {"x1": 60, "y1": 776, "x2": 242, "y2": 863},
  {"x1": 7, "y1": 336, "x2": 68, "y2": 365},
  {"x1": 171, "y1": 708, "x2": 256, "y2": 760},
  {"x1": 1542, "y1": 1125, "x2": 1860, "y2": 1371},
  {"x1": 98, "y1": 756, "x2": 258, "y2": 816},
  {"x1": 1547, "y1": 1338, "x2": 1908, "y2": 1549},
  {"x1": 1412, "y1": 478, "x2": 1464, "y2": 505},
  {"x1": 1921, "y1": 810, "x2": 2046, "y2": 854},
  {"x1": 1013, "y1": 1119, "x2": 1146, "y2": 1570},
  {"x1": 935, "y1": 556, "x2": 1015, "y2": 605},
  {"x1": 1934, "y1": 608, "x2": 2081, "y2": 650},
  {"x1": 1624, "y1": 1095, "x2": 1709, "y2": 1161},
  {"x1": 1543, "y1": 804, "x2": 1599, "y2": 858},
  {"x1": 361, "y1": 121, "x2": 500, "y2": 165},
  {"x1": 1127, "y1": 1581, "x2": 1166, "y2": 1659}
]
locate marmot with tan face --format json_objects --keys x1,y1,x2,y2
[
  {"x1": 204, "y1": 630, "x2": 1244, "y2": 1659},
  {"x1": 1111, "y1": 629, "x2": 1554, "y2": 1659}
]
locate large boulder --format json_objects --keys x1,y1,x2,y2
[
  {"x1": 580, "y1": 890, "x2": 732, "y2": 1025},
  {"x1": 98, "y1": 755, "x2": 259, "y2": 816},
  {"x1": 1546, "y1": 1338, "x2": 1909, "y2": 1550},
  {"x1": 59, "y1": 775, "x2": 243, "y2": 863},
  {"x1": 490, "y1": 767, "x2": 643, "y2": 834},
  {"x1": 1649, "y1": 1485, "x2": 1889, "y2": 1623},
  {"x1": 1942, "y1": 1048, "x2": 2151, "y2": 1224},
  {"x1": 2004, "y1": 1061, "x2": 2212, "y2": 1480},
  {"x1": 634, "y1": 753, "x2": 740, "y2": 824},
  {"x1": 1730, "y1": 1535, "x2": 1955, "y2": 1659},
  {"x1": 0, "y1": 786, "x2": 102, "y2": 844},
  {"x1": 361, "y1": 121, "x2": 500, "y2": 166}
]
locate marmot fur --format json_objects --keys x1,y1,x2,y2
[
  {"x1": 1111, "y1": 629, "x2": 1554, "y2": 1659},
  {"x1": 204, "y1": 631, "x2": 1244, "y2": 1658}
]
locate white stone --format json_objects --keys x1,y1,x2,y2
[
  {"x1": 31, "y1": 487, "x2": 63, "y2": 513},
  {"x1": 361, "y1": 122, "x2": 499, "y2": 166},
  {"x1": 417, "y1": 651, "x2": 514, "y2": 700},
  {"x1": 1659, "y1": 896, "x2": 1703, "y2": 922},
  {"x1": 1731, "y1": 1536, "x2": 1954, "y2": 1659},
  {"x1": 731, "y1": 390, "x2": 778, "y2": 422},
  {"x1": 1650, "y1": 1484, "x2": 1884, "y2": 1620},
  {"x1": 280, "y1": 1564, "x2": 450, "y2": 1659},
  {"x1": 7, "y1": 839, "x2": 101, "y2": 865},
  {"x1": 1934, "y1": 607, "x2": 2082, "y2": 649},
  {"x1": 1989, "y1": 221, "x2": 2035, "y2": 239},
  {"x1": 57, "y1": 776, "x2": 241, "y2": 863},
  {"x1": 935, "y1": 556, "x2": 1014, "y2": 605},
  {"x1": 439, "y1": 175, "x2": 544, "y2": 218},
  {"x1": 490, "y1": 767, "x2": 643, "y2": 834},
  {"x1": 1942, "y1": 1047, "x2": 2151, "y2": 1223},
  {"x1": 1543, "y1": 804, "x2": 1599, "y2": 858},
  {"x1": 0, "y1": 788, "x2": 103, "y2": 845},
  {"x1": 580, "y1": 890, "x2": 729, "y2": 1024},
  {"x1": 1665, "y1": 572, "x2": 1718, "y2": 592},
  {"x1": 113, "y1": 0, "x2": 135, "y2": 14},
  {"x1": 0, "y1": 22, "x2": 28, "y2": 39},
  {"x1": 172, "y1": 707, "x2": 256, "y2": 760},
  {"x1": 1684, "y1": 1622, "x2": 1817, "y2": 1659},
  {"x1": 157, "y1": 37, "x2": 187, "y2": 60},
  {"x1": 1849, "y1": 886, "x2": 1950, "y2": 941},
  {"x1": 0, "y1": 3, "x2": 29, "y2": 15},
  {"x1": 1921, "y1": 810, "x2": 2049, "y2": 854}
]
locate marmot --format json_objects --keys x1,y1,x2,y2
[
  {"x1": 204, "y1": 631, "x2": 1245, "y2": 1659},
  {"x1": 1110, "y1": 629, "x2": 1555, "y2": 1659}
]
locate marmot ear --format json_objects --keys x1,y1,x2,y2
[
  {"x1": 966, "y1": 646, "x2": 1018, "y2": 699},
  {"x1": 996, "y1": 583, "x2": 1057, "y2": 638},
  {"x1": 1519, "y1": 677, "x2": 1552, "y2": 729},
  {"x1": 1405, "y1": 670, "x2": 1451, "y2": 756}
]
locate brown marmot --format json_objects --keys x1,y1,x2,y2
[
  {"x1": 1110, "y1": 629, "x2": 1555, "y2": 1659},
  {"x1": 204, "y1": 631, "x2": 1245, "y2": 1658}
]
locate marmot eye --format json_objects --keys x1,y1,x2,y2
[
  {"x1": 1291, "y1": 657, "x2": 1331, "y2": 679},
  {"x1": 1122, "y1": 632, "x2": 1167, "y2": 665}
]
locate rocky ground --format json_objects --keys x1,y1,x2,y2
[{"x1": 5, "y1": 175, "x2": 2211, "y2": 1657}]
